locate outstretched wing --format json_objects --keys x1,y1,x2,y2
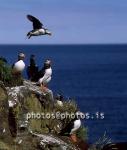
[{"x1": 27, "y1": 15, "x2": 43, "y2": 30}]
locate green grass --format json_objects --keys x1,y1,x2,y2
[
  {"x1": 0, "y1": 59, "x2": 23, "y2": 87},
  {"x1": 76, "y1": 126, "x2": 88, "y2": 141},
  {"x1": 0, "y1": 141, "x2": 10, "y2": 150}
]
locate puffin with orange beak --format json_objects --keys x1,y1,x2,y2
[{"x1": 26, "y1": 14, "x2": 52, "y2": 39}]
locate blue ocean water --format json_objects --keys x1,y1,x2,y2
[{"x1": 0, "y1": 44, "x2": 127, "y2": 143}]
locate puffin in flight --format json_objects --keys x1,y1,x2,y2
[{"x1": 26, "y1": 15, "x2": 52, "y2": 39}]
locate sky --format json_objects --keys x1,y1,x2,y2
[{"x1": 0, "y1": 0, "x2": 127, "y2": 44}]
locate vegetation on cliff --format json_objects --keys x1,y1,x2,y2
[
  {"x1": 0, "y1": 57, "x2": 89, "y2": 149},
  {"x1": 0, "y1": 58, "x2": 23, "y2": 86},
  {"x1": 0, "y1": 80, "x2": 88, "y2": 150}
]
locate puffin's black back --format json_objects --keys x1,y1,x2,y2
[{"x1": 59, "y1": 117, "x2": 78, "y2": 136}]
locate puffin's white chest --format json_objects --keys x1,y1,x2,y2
[
  {"x1": 13, "y1": 60, "x2": 25, "y2": 72},
  {"x1": 70, "y1": 119, "x2": 81, "y2": 134},
  {"x1": 38, "y1": 68, "x2": 52, "y2": 84},
  {"x1": 33, "y1": 29, "x2": 45, "y2": 35},
  {"x1": 56, "y1": 100, "x2": 63, "y2": 106}
]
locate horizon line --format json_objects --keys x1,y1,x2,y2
[{"x1": 0, "y1": 43, "x2": 127, "y2": 46}]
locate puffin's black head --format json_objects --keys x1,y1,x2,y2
[
  {"x1": 56, "y1": 94, "x2": 64, "y2": 101},
  {"x1": 45, "y1": 29, "x2": 52, "y2": 36},
  {"x1": 44, "y1": 59, "x2": 51, "y2": 69},
  {"x1": 18, "y1": 52, "x2": 25, "y2": 60},
  {"x1": 75, "y1": 111, "x2": 85, "y2": 120}
]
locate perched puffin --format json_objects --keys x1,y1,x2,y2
[
  {"x1": 38, "y1": 59, "x2": 52, "y2": 86},
  {"x1": 59, "y1": 111, "x2": 83, "y2": 136},
  {"x1": 12, "y1": 53, "x2": 25, "y2": 74},
  {"x1": 26, "y1": 14, "x2": 52, "y2": 39},
  {"x1": 56, "y1": 93, "x2": 64, "y2": 107},
  {"x1": 27, "y1": 54, "x2": 38, "y2": 81}
]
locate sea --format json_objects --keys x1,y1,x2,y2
[{"x1": 0, "y1": 44, "x2": 127, "y2": 143}]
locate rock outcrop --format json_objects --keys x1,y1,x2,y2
[
  {"x1": 0, "y1": 80, "x2": 87, "y2": 150},
  {"x1": 0, "y1": 81, "x2": 12, "y2": 145}
]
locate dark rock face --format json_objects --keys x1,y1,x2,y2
[
  {"x1": 0, "y1": 82, "x2": 12, "y2": 143},
  {"x1": 0, "y1": 80, "x2": 83, "y2": 150},
  {"x1": 102, "y1": 142, "x2": 127, "y2": 150}
]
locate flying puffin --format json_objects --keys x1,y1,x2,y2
[
  {"x1": 12, "y1": 53, "x2": 25, "y2": 74},
  {"x1": 59, "y1": 111, "x2": 83, "y2": 136},
  {"x1": 26, "y1": 14, "x2": 52, "y2": 39}
]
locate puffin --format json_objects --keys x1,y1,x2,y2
[
  {"x1": 38, "y1": 59, "x2": 52, "y2": 86},
  {"x1": 12, "y1": 53, "x2": 25, "y2": 74},
  {"x1": 59, "y1": 111, "x2": 83, "y2": 136},
  {"x1": 26, "y1": 14, "x2": 52, "y2": 39},
  {"x1": 27, "y1": 54, "x2": 38, "y2": 81},
  {"x1": 56, "y1": 94, "x2": 64, "y2": 107}
]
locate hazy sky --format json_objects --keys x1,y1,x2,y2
[{"x1": 0, "y1": 0, "x2": 127, "y2": 44}]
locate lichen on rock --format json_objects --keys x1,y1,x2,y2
[{"x1": 0, "y1": 80, "x2": 88, "y2": 150}]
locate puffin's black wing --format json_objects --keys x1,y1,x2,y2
[
  {"x1": 27, "y1": 15, "x2": 43, "y2": 30},
  {"x1": 59, "y1": 120, "x2": 74, "y2": 136}
]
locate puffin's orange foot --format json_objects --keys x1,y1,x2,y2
[{"x1": 70, "y1": 134, "x2": 77, "y2": 143}]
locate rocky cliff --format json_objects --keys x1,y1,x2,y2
[{"x1": 0, "y1": 80, "x2": 88, "y2": 150}]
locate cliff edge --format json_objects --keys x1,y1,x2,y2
[{"x1": 0, "y1": 80, "x2": 88, "y2": 150}]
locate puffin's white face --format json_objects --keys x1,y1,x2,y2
[
  {"x1": 75, "y1": 111, "x2": 85, "y2": 119},
  {"x1": 18, "y1": 56, "x2": 25, "y2": 61},
  {"x1": 46, "y1": 30, "x2": 52, "y2": 36}
]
